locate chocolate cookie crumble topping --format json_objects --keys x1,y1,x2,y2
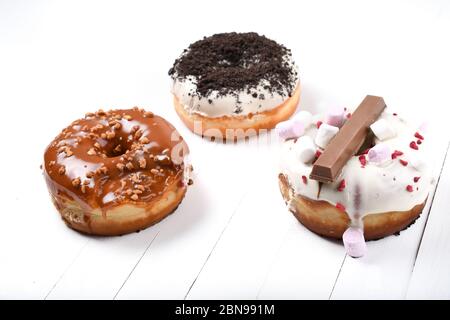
[{"x1": 169, "y1": 32, "x2": 298, "y2": 98}]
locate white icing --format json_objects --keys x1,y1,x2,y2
[
  {"x1": 171, "y1": 55, "x2": 299, "y2": 118},
  {"x1": 280, "y1": 110, "x2": 432, "y2": 228}
]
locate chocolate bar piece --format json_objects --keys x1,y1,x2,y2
[{"x1": 310, "y1": 95, "x2": 386, "y2": 183}]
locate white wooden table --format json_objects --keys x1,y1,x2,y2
[{"x1": 1, "y1": 0, "x2": 449, "y2": 299}]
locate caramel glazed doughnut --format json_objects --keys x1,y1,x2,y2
[
  {"x1": 168, "y1": 32, "x2": 300, "y2": 140},
  {"x1": 279, "y1": 109, "x2": 432, "y2": 240},
  {"x1": 43, "y1": 108, "x2": 192, "y2": 236}
]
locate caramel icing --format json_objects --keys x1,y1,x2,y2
[{"x1": 43, "y1": 108, "x2": 189, "y2": 215}]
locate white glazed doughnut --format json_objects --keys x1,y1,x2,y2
[{"x1": 279, "y1": 108, "x2": 432, "y2": 241}]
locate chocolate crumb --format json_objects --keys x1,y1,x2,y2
[{"x1": 169, "y1": 32, "x2": 297, "y2": 99}]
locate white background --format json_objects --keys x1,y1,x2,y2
[{"x1": 0, "y1": 0, "x2": 450, "y2": 299}]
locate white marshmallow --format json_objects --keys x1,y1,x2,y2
[
  {"x1": 343, "y1": 227, "x2": 367, "y2": 258},
  {"x1": 276, "y1": 119, "x2": 304, "y2": 140},
  {"x1": 370, "y1": 119, "x2": 396, "y2": 141},
  {"x1": 314, "y1": 123, "x2": 339, "y2": 149},
  {"x1": 293, "y1": 136, "x2": 316, "y2": 163},
  {"x1": 292, "y1": 111, "x2": 313, "y2": 129},
  {"x1": 326, "y1": 106, "x2": 345, "y2": 128},
  {"x1": 368, "y1": 143, "x2": 391, "y2": 164}
]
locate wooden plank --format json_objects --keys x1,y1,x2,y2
[
  {"x1": 185, "y1": 169, "x2": 293, "y2": 299},
  {"x1": 114, "y1": 142, "x2": 250, "y2": 299},
  {"x1": 407, "y1": 141, "x2": 450, "y2": 299},
  {"x1": 184, "y1": 140, "x2": 346, "y2": 299},
  {"x1": 330, "y1": 139, "x2": 449, "y2": 299}
]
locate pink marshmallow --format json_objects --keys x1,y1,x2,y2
[
  {"x1": 276, "y1": 119, "x2": 305, "y2": 140},
  {"x1": 343, "y1": 227, "x2": 367, "y2": 258},
  {"x1": 367, "y1": 143, "x2": 391, "y2": 164},
  {"x1": 326, "y1": 106, "x2": 345, "y2": 128}
]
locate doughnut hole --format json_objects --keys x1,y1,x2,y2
[{"x1": 101, "y1": 131, "x2": 135, "y2": 158}]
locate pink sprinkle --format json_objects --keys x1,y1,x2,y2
[
  {"x1": 315, "y1": 150, "x2": 322, "y2": 158},
  {"x1": 359, "y1": 155, "x2": 367, "y2": 167},
  {"x1": 337, "y1": 179, "x2": 346, "y2": 192},
  {"x1": 362, "y1": 148, "x2": 370, "y2": 155},
  {"x1": 391, "y1": 150, "x2": 404, "y2": 159},
  {"x1": 414, "y1": 176, "x2": 421, "y2": 183},
  {"x1": 415, "y1": 132, "x2": 424, "y2": 140},
  {"x1": 346, "y1": 113, "x2": 352, "y2": 119},
  {"x1": 417, "y1": 139, "x2": 422, "y2": 145},
  {"x1": 302, "y1": 175, "x2": 308, "y2": 184},
  {"x1": 399, "y1": 159, "x2": 408, "y2": 166},
  {"x1": 406, "y1": 185, "x2": 413, "y2": 192},
  {"x1": 410, "y1": 141, "x2": 419, "y2": 150},
  {"x1": 336, "y1": 203, "x2": 346, "y2": 211},
  {"x1": 316, "y1": 121, "x2": 323, "y2": 129}
]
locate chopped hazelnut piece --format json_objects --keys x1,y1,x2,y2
[
  {"x1": 123, "y1": 115, "x2": 132, "y2": 121},
  {"x1": 130, "y1": 194, "x2": 139, "y2": 201},
  {"x1": 99, "y1": 166, "x2": 108, "y2": 174},
  {"x1": 135, "y1": 184, "x2": 145, "y2": 191},
  {"x1": 86, "y1": 171, "x2": 94, "y2": 178},
  {"x1": 49, "y1": 161, "x2": 56, "y2": 167},
  {"x1": 139, "y1": 158, "x2": 147, "y2": 169},
  {"x1": 116, "y1": 163, "x2": 125, "y2": 171},
  {"x1": 106, "y1": 131, "x2": 115, "y2": 139},
  {"x1": 94, "y1": 142, "x2": 101, "y2": 149},
  {"x1": 126, "y1": 162, "x2": 134, "y2": 170},
  {"x1": 134, "y1": 130, "x2": 143, "y2": 140},
  {"x1": 72, "y1": 178, "x2": 81, "y2": 187},
  {"x1": 140, "y1": 137, "x2": 149, "y2": 144},
  {"x1": 125, "y1": 189, "x2": 133, "y2": 195},
  {"x1": 87, "y1": 148, "x2": 97, "y2": 155},
  {"x1": 81, "y1": 185, "x2": 87, "y2": 193},
  {"x1": 58, "y1": 166, "x2": 66, "y2": 175},
  {"x1": 150, "y1": 168, "x2": 159, "y2": 175},
  {"x1": 144, "y1": 111, "x2": 154, "y2": 118}
]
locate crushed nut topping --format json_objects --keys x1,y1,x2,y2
[
  {"x1": 130, "y1": 194, "x2": 139, "y2": 201},
  {"x1": 87, "y1": 148, "x2": 97, "y2": 155},
  {"x1": 106, "y1": 131, "x2": 115, "y2": 139},
  {"x1": 59, "y1": 166, "x2": 66, "y2": 175},
  {"x1": 116, "y1": 163, "x2": 125, "y2": 171},
  {"x1": 72, "y1": 178, "x2": 81, "y2": 187},
  {"x1": 140, "y1": 137, "x2": 149, "y2": 144},
  {"x1": 139, "y1": 158, "x2": 147, "y2": 169},
  {"x1": 126, "y1": 162, "x2": 134, "y2": 170}
]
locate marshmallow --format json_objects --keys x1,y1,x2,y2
[
  {"x1": 293, "y1": 136, "x2": 316, "y2": 163},
  {"x1": 314, "y1": 123, "x2": 339, "y2": 149},
  {"x1": 292, "y1": 111, "x2": 313, "y2": 129},
  {"x1": 326, "y1": 106, "x2": 345, "y2": 128},
  {"x1": 370, "y1": 119, "x2": 396, "y2": 141},
  {"x1": 367, "y1": 143, "x2": 391, "y2": 164},
  {"x1": 276, "y1": 119, "x2": 304, "y2": 140},
  {"x1": 343, "y1": 227, "x2": 367, "y2": 258}
]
